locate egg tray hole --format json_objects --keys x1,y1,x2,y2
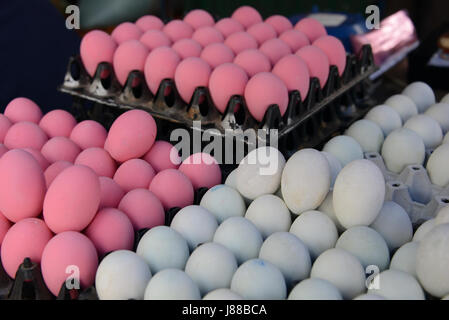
[
  {"x1": 60, "y1": 45, "x2": 377, "y2": 152},
  {"x1": 365, "y1": 152, "x2": 449, "y2": 225}
]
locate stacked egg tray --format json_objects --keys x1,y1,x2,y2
[
  {"x1": 365, "y1": 152, "x2": 449, "y2": 227},
  {"x1": 59, "y1": 45, "x2": 377, "y2": 158},
  {"x1": 0, "y1": 187, "x2": 211, "y2": 300}
]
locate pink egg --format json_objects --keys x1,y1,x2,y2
[
  {"x1": 98, "y1": 176, "x2": 125, "y2": 209},
  {"x1": 41, "y1": 231, "x2": 98, "y2": 296},
  {"x1": 144, "y1": 46, "x2": 181, "y2": 95},
  {"x1": 0, "y1": 114, "x2": 12, "y2": 143},
  {"x1": 39, "y1": 109, "x2": 77, "y2": 138},
  {"x1": 113, "y1": 40, "x2": 149, "y2": 86},
  {"x1": 313, "y1": 36, "x2": 347, "y2": 76},
  {"x1": 192, "y1": 27, "x2": 224, "y2": 47},
  {"x1": 143, "y1": 140, "x2": 181, "y2": 172},
  {"x1": 80, "y1": 30, "x2": 117, "y2": 77},
  {"x1": 272, "y1": 55, "x2": 310, "y2": 100},
  {"x1": 70, "y1": 120, "x2": 107, "y2": 150},
  {"x1": 41, "y1": 137, "x2": 81, "y2": 163},
  {"x1": 4, "y1": 121, "x2": 48, "y2": 150},
  {"x1": 296, "y1": 45, "x2": 330, "y2": 88},
  {"x1": 1, "y1": 218, "x2": 53, "y2": 278},
  {"x1": 0, "y1": 144, "x2": 7, "y2": 159},
  {"x1": 4, "y1": 97, "x2": 42, "y2": 124},
  {"x1": 43, "y1": 165, "x2": 100, "y2": 233},
  {"x1": 135, "y1": 15, "x2": 164, "y2": 31},
  {"x1": 224, "y1": 32, "x2": 258, "y2": 55},
  {"x1": 233, "y1": 49, "x2": 271, "y2": 77},
  {"x1": 200, "y1": 43, "x2": 235, "y2": 69},
  {"x1": 231, "y1": 6, "x2": 263, "y2": 29},
  {"x1": 244, "y1": 72, "x2": 289, "y2": 122},
  {"x1": 294, "y1": 17, "x2": 327, "y2": 43},
  {"x1": 209, "y1": 63, "x2": 248, "y2": 113},
  {"x1": 184, "y1": 9, "x2": 215, "y2": 30},
  {"x1": 113, "y1": 159, "x2": 155, "y2": 192},
  {"x1": 149, "y1": 169, "x2": 194, "y2": 210},
  {"x1": 140, "y1": 30, "x2": 172, "y2": 50},
  {"x1": 111, "y1": 22, "x2": 143, "y2": 44},
  {"x1": 104, "y1": 110, "x2": 157, "y2": 162},
  {"x1": 259, "y1": 38, "x2": 292, "y2": 65},
  {"x1": 265, "y1": 15, "x2": 293, "y2": 34},
  {"x1": 163, "y1": 20, "x2": 194, "y2": 42},
  {"x1": 279, "y1": 29, "x2": 310, "y2": 52},
  {"x1": 172, "y1": 39, "x2": 203, "y2": 59},
  {"x1": 179, "y1": 153, "x2": 222, "y2": 190},
  {"x1": 0, "y1": 150, "x2": 46, "y2": 222},
  {"x1": 22, "y1": 148, "x2": 50, "y2": 170},
  {"x1": 118, "y1": 189, "x2": 164, "y2": 230},
  {"x1": 174, "y1": 57, "x2": 211, "y2": 104},
  {"x1": 85, "y1": 208, "x2": 134, "y2": 256},
  {"x1": 0, "y1": 212, "x2": 11, "y2": 245},
  {"x1": 75, "y1": 147, "x2": 117, "y2": 178},
  {"x1": 247, "y1": 23, "x2": 277, "y2": 45},
  {"x1": 44, "y1": 160, "x2": 72, "y2": 189},
  {"x1": 215, "y1": 18, "x2": 244, "y2": 38}
]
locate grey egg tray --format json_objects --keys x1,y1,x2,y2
[{"x1": 365, "y1": 152, "x2": 449, "y2": 226}]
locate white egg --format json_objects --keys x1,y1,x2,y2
[
  {"x1": 321, "y1": 151, "x2": 342, "y2": 188},
  {"x1": 281, "y1": 148, "x2": 330, "y2": 214},
  {"x1": 381, "y1": 128, "x2": 425, "y2": 174},
  {"x1": 353, "y1": 294, "x2": 385, "y2": 300},
  {"x1": 425, "y1": 103, "x2": 449, "y2": 133},
  {"x1": 245, "y1": 194, "x2": 291, "y2": 238},
  {"x1": 370, "y1": 201, "x2": 413, "y2": 251},
  {"x1": 310, "y1": 248, "x2": 366, "y2": 300},
  {"x1": 289, "y1": 210, "x2": 338, "y2": 260},
  {"x1": 143, "y1": 269, "x2": 201, "y2": 300},
  {"x1": 96, "y1": 250, "x2": 152, "y2": 300},
  {"x1": 384, "y1": 94, "x2": 418, "y2": 122},
  {"x1": 136, "y1": 226, "x2": 190, "y2": 273},
  {"x1": 442, "y1": 93, "x2": 449, "y2": 104},
  {"x1": 200, "y1": 185, "x2": 245, "y2": 223},
  {"x1": 364, "y1": 105, "x2": 402, "y2": 136},
  {"x1": 203, "y1": 288, "x2": 243, "y2": 300},
  {"x1": 336, "y1": 226, "x2": 390, "y2": 271},
  {"x1": 185, "y1": 242, "x2": 237, "y2": 296},
  {"x1": 258, "y1": 232, "x2": 311, "y2": 285},
  {"x1": 230, "y1": 258, "x2": 287, "y2": 300},
  {"x1": 225, "y1": 169, "x2": 252, "y2": 205},
  {"x1": 435, "y1": 206, "x2": 449, "y2": 226},
  {"x1": 368, "y1": 269, "x2": 425, "y2": 300},
  {"x1": 404, "y1": 114, "x2": 443, "y2": 149},
  {"x1": 345, "y1": 119, "x2": 384, "y2": 153},
  {"x1": 413, "y1": 219, "x2": 436, "y2": 242},
  {"x1": 444, "y1": 132, "x2": 449, "y2": 144},
  {"x1": 288, "y1": 278, "x2": 342, "y2": 300},
  {"x1": 322, "y1": 135, "x2": 363, "y2": 167},
  {"x1": 390, "y1": 241, "x2": 419, "y2": 278},
  {"x1": 318, "y1": 191, "x2": 344, "y2": 232},
  {"x1": 426, "y1": 144, "x2": 449, "y2": 187},
  {"x1": 235, "y1": 146, "x2": 285, "y2": 200},
  {"x1": 416, "y1": 224, "x2": 449, "y2": 298},
  {"x1": 402, "y1": 81, "x2": 435, "y2": 113},
  {"x1": 213, "y1": 216, "x2": 263, "y2": 264},
  {"x1": 170, "y1": 205, "x2": 218, "y2": 250},
  {"x1": 333, "y1": 159, "x2": 385, "y2": 229}
]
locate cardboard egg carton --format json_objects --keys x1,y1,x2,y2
[
  {"x1": 59, "y1": 45, "x2": 377, "y2": 158},
  {"x1": 365, "y1": 152, "x2": 449, "y2": 226}
]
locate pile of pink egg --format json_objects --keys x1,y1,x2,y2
[
  {"x1": 0, "y1": 97, "x2": 222, "y2": 296},
  {"x1": 80, "y1": 6, "x2": 347, "y2": 123}
]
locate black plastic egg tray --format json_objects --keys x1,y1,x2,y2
[
  {"x1": 59, "y1": 45, "x2": 377, "y2": 158},
  {"x1": 0, "y1": 186, "x2": 212, "y2": 300}
]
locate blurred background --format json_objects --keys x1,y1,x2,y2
[{"x1": 1, "y1": 0, "x2": 449, "y2": 112}]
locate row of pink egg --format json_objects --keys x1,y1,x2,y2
[
  {"x1": 0, "y1": 97, "x2": 222, "y2": 296},
  {"x1": 80, "y1": 6, "x2": 347, "y2": 122}
]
